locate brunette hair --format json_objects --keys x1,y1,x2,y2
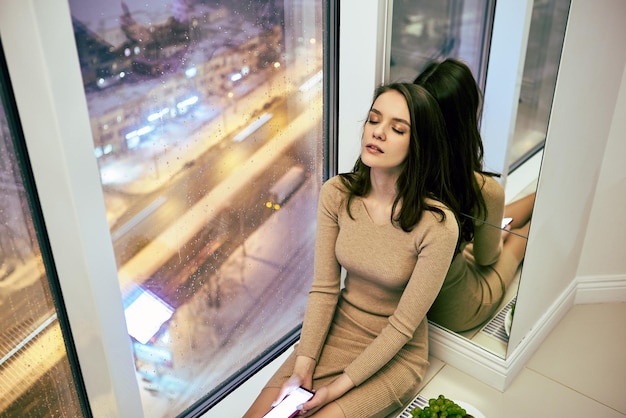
[
  {"x1": 339, "y1": 82, "x2": 458, "y2": 233},
  {"x1": 414, "y1": 58, "x2": 499, "y2": 242}
]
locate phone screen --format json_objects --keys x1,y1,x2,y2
[
  {"x1": 262, "y1": 387, "x2": 314, "y2": 418},
  {"x1": 501, "y1": 217, "x2": 513, "y2": 228}
]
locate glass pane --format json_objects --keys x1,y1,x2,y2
[
  {"x1": 390, "y1": 0, "x2": 495, "y2": 86},
  {"x1": 68, "y1": 0, "x2": 326, "y2": 416},
  {"x1": 0, "y1": 52, "x2": 84, "y2": 416},
  {"x1": 509, "y1": 0, "x2": 570, "y2": 169}
]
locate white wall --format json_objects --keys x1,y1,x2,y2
[
  {"x1": 577, "y1": 64, "x2": 626, "y2": 281},
  {"x1": 337, "y1": 0, "x2": 390, "y2": 174},
  {"x1": 508, "y1": 0, "x2": 626, "y2": 352}
]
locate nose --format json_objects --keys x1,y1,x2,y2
[{"x1": 372, "y1": 123, "x2": 385, "y2": 140}]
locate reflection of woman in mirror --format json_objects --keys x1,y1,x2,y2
[
  {"x1": 414, "y1": 59, "x2": 534, "y2": 333},
  {"x1": 243, "y1": 83, "x2": 459, "y2": 417}
]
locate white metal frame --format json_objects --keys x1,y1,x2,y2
[{"x1": 0, "y1": 0, "x2": 143, "y2": 415}]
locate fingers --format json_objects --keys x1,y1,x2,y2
[
  {"x1": 272, "y1": 376, "x2": 301, "y2": 407},
  {"x1": 297, "y1": 389, "x2": 324, "y2": 416}
]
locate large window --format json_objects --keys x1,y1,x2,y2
[
  {"x1": 0, "y1": 45, "x2": 88, "y2": 417},
  {"x1": 67, "y1": 0, "x2": 328, "y2": 416}
]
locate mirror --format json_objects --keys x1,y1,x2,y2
[{"x1": 388, "y1": 0, "x2": 570, "y2": 358}]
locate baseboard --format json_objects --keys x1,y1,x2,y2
[
  {"x1": 430, "y1": 278, "x2": 578, "y2": 391},
  {"x1": 575, "y1": 274, "x2": 626, "y2": 304},
  {"x1": 502, "y1": 278, "x2": 578, "y2": 389},
  {"x1": 428, "y1": 323, "x2": 509, "y2": 390}
]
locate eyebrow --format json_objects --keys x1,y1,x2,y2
[{"x1": 369, "y1": 108, "x2": 411, "y2": 127}]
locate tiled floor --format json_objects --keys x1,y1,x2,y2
[{"x1": 403, "y1": 302, "x2": 626, "y2": 417}]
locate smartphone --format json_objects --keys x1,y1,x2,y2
[
  {"x1": 262, "y1": 386, "x2": 314, "y2": 418},
  {"x1": 501, "y1": 217, "x2": 513, "y2": 228}
]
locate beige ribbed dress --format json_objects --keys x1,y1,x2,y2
[
  {"x1": 266, "y1": 176, "x2": 459, "y2": 417},
  {"x1": 427, "y1": 173, "x2": 519, "y2": 332}
]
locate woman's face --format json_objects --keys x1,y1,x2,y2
[{"x1": 361, "y1": 90, "x2": 411, "y2": 174}]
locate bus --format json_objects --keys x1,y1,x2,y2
[{"x1": 265, "y1": 165, "x2": 307, "y2": 211}]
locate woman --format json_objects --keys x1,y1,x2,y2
[
  {"x1": 243, "y1": 83, "x2": 459, "y2": 418},
  {"x1": 414, "y1": 58, "x2": 534, "y2": 332}
]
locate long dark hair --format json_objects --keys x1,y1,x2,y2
[
  {"x1": 414, "y1": 58, "x2": 499, "y2": 243},
  {"x1": 339, "y1": 82, "x2": 458, "y2": 233}
]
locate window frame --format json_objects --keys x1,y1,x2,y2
[
  {"x1": 1, "y1": 0, "x2": 144, "y2": 415},
  {"x1": 0, "y1": 41, "x2": 92, "y2": 418}
]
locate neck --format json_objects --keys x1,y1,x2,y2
[{"x1": 368, "y1": 169, "x2": 398, "y2": 204}]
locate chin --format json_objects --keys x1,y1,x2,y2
[{"x1": 360, "y1": 154, "x2": 375, "y2": 168}]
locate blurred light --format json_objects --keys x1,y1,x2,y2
[
  {"x1": 94, "y1": 147, "x2": 103, "y2": 158},
  {"x1": 125, "y1": 125, "x2": 154, "y2": 140},
  {"x1": 309, "y1": 38, "x2": 316, "y2": 45},
  {"x1": 273, "y1": 61, "x2": 281, "y2": 69},
  {"x1": 133, "y1": 342, "x2": 172, "y2": 367},
  {"x1": 230, "y1": 72, "x2": 242, "y2": 82},
  {"x1": 126, "y1": 135, "x2": 140, "y2": 149},
  {"x1": 233, "y1": 113, "x2": 272, "y2": 142},
  {"x1": 299, "y1": 70, "x2": 323, "y2": 92},
  {"x1": 176, "y1": 95, "x2": 199, "y2": 112},
  {"x1": 137, "y1": 126, "x2": 154, "y2": 136},
  {"x1": 241, "y1": 66, "x2": 250, "y2": 76},
  {"x1": 185, "y1": 67, "x2": 197, "y2": 78},
  {"x1": 148, "y1": 107, "x2": 171, "y2": 122},
  {"x1": 103, "y1": 144, "x2": 113, "y2": 155},
  {"x1": 124, "y1": 287, "x2": 174, "y2": 345}
]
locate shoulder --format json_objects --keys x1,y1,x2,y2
[
  {"x1": 321, "y1": 175, "x2": 348, "y2": 196},
  {"x1": 424, "y1": 199, "x2": 459, "y2": 235},
  {"x1": 319, "y1": 175, "x2": 349, "y2": 207},
  {"x1": 474, "y1": 172, "x2": 504, "y2": 201}
]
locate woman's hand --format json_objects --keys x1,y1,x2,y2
[
  {"x1": 272, "y1": 356, "x2": 316, "y2": 407},
  {"x1": 297, "y1": 373, "x2": 355, "y2": 416},
  {"x1": 272, "y1": 375, "x2": 304, "y2": 408},
  {"x1": 297, "y1": 386, "x2": 329, "y2": 416}
]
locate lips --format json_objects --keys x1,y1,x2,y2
[{"x1": 365, "y1": 143, "x2": 384, "y2": 153}]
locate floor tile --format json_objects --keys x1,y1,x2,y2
[
  {"x1": 526, "y1": 302, "x2": 626, "y2": 414},
  {"x1": 417, "y1": 364, "x2": 625, "y2": 418},
  {"x1": 419, "y1": 356, "x2": 444, "y2": 389}
]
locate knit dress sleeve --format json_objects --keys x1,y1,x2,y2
[
  {"x1": 472, "y1": 174, "x2": 506, "y2": 266},
  {"x1": 295, "y1": 178, "x2": 344, "y2": 362}
]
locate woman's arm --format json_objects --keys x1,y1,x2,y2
[
  {"x1": 295, "y1": 178, "x2": 343, "y2": 363},
  {"x1": 472, "y1": 175, "x2": 506, "y2": 265}
]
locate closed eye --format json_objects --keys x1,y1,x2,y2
[{"x1": 392, "y1": 127, "x2": 407, "y2": 134}]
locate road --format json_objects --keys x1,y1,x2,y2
[
  {"x1": 108, "y1": 93, "x2": 294, "y2": 268},
  {"x1": 142, "y1": 173, "x2": 320, "y2": 418}
]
